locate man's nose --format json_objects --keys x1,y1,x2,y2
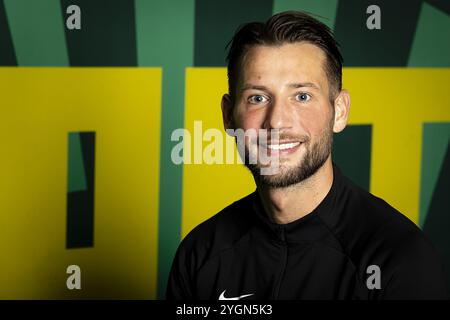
[{"x1": 264, "y1": 98, "x2": 293, "y2": 130}]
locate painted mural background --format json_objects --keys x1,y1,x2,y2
[{"x1": 0, "y1": 0, "x2": 449, "y2": 299}]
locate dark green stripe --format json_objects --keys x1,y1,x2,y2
[
  {"x1": 135, "y1": 0, "x2": 195, "y2": 299},
  {"x1": 194, "y1": 0, "x2": 274, "y2": 66},
  {"x1": 333, "y1": 125, "x2": 372, "y2": 191},
  {"x1": 67, "y1": 132, "x2": 96, "y2": 248},
  {"x1": 272, "y1": 0, "x2": 339, "y2": 30},
  {"x1": 426, "y1": 0, "x2": 450, "y2": 15},
  {"x1": 334, "y1": 0, "x2": 423, "y2": 66},
  {"x1": 61, "y1": 0, "x2": 136, "y2": 66},
  {"x1": 423, "y1": 140, "x2": 450, "y2": 291},
  {"x1": 0, "y1": 0, "x2": 16, "y2": 65},
  {"x1": 4, "y1": 0, "x2": 68, "y2": 66}
]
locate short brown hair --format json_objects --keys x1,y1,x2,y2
[{"x1": 226, "y1": 11, "x2": 343, "y2": 104}]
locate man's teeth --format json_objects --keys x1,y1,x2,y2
[{"x1": 266, "y1": 142, "x2": 300, "y2": 150}]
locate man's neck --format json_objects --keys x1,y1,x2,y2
[{"x1": 256, "y1": 157, "x2": 334, "y2": 224}]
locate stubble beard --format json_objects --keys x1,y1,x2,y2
[{"x1": 244, "y1": 119, "x2": 334, "y2": 189}]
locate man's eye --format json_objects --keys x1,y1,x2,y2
[
  {"x1": 248, "y1": 95, "x2": 268, "y2": 104},
  {"x1": 296, "y1": 93, "x2": 311, "y2": 102}
]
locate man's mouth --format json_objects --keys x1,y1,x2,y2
[
  {"x1": 265, "y1": 141, "x2": 301, "y2": 150},
  {"x1": 259, "y1": 141, "x2": 303, "y2": 154}
]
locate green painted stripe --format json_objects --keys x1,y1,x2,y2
[
  {"x1": 0, "y1": 0, "x2": 17, "y2": 65},
  {"x1": 272, "y1": 0, "x2": 339, "y2": 30},
  {"x1": 194, "y1": 0, "x2": 273, "y2": 66},
  {"x1": 135, "y1": 0, "x2": 195, "y2": 300},
  {"x1": 3, "y1": 0, "x2": 68, "y2": 66},
  {"x1": 68, "y1": 132, "x2": 87, "y2": 193},
  {"x1": 408, "y1": 2, "x2": 450, "y2": 67},
  {"x1": 420, "y1": 123, "x2": 450, "y2": 227},
  {"x1": 333, "y1": 125, "x2": 372, "y2": 191},
  {"x1": 67, "y1": 132, "x2": 96, "y2": 248},
  {"x1": 61, "y1": 0, "x2": 137, "y2": 66}
]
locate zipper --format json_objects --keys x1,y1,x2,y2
[{"x1": 273, "y1": 226, "x2": 288, "y2": 299}]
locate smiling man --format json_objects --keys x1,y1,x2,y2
[{"x1": 167, "y1": 11, "x2": 448, "y2": 300}]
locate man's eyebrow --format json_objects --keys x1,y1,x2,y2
[
  {"x1": 287, "y1": 82, "x2": 320, "y2": 90},
  {"x1": 240, "y1": 84, "x2": 269, "y2": 92},
  {"x1": 240, "y1": 82, "x2": 320, "y2": 91}
]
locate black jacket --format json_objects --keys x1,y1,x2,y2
[{"x1": 167, "y1": 164, "x2": 449, "y2": 300}]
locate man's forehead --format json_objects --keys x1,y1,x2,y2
[
  {"x1": 238, "y1": 43, "x2": 328, "y2": 89},
  {"x1": 242, "y1": 42, "x2": 326, "y2": 66}
]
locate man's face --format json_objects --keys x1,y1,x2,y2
[{"x1": 231, "y1": 42, "x2": 336, "y2": 188}]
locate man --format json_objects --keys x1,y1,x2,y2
[{"x1": 167, "y1": 11, "x2": 448, "y2": 300}]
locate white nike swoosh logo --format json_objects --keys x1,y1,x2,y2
[{"x1": 218, "y1": 290, "x2": 254, "y2": 300}]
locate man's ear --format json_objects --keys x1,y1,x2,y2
[
  {"x1": 332, "y1": 89, "x2": 350, "y2": 133},
  {"x1": 221, "y1": 93, "x2": 235, "y2": 133}
]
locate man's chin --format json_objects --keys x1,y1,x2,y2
[
  {"x1": 257, "y1": 174, "x2": 302, "y2": 189},
  {"x1": 247, "y1": 153, "x2": 329, "y2": 189},
  {"x1": 247, "y1": 164, "x2": 307, "y2": 189}
]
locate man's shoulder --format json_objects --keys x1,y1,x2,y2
[
  {"x1": 177, "y1": 192, "x2": 256, "y2": 257},
  {"x1": 339, "y1": 176, "x2": 421, "y2": 239},
  {"x1": 338, "y1": 177, "x2": 440, "y2": 268},
  {"x1": 331, "y1": 178, "x2": 448, "y2": 297},
  {"x1": 353, "y1": 187, "x2": 448, "y2": 298}
]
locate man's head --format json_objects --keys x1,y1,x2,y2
[
  {"x1": 226, "y1": 11, "x2": 343, "y2": 105},
  {"x1": 221, "y1": 11, "x2": 350, "y2": 188}
]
